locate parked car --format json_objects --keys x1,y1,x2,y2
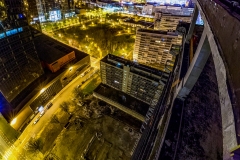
[
  {"x1": 77, "y1": 84, "x2": 82, "y2": 88},
  {"x1": 46, "y1": 102, "x2": 53, "y2": 109},
  {"x1": 39, "y1": 110, "x2": 45, "y2": 117},
  {"x1": 33, "y1": 117, "x2": 40, "y2": 125}
]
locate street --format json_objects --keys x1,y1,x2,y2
[{"x1": 4, "y1": 67, "x2": 98, "y2": 160}]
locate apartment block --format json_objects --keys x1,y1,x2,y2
[
  {"x1": 154, "y1": 12, "x2": 192, "y2": 31},
  {"x1": 133, "y1": 28, "x2": 182, "y2": 70},
  {"x1": 99, "y1": 54, "x2": 169, "y2": 106}
]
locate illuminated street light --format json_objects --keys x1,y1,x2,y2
[
  {"x1": 69, "y1": 67, "x2": 73, "y2": 71},
  {"x1": 40, "y1": 88, "x2": 45, "y2": 93},
  {"x1": 10, "y1": 118, "x2": 17, "y2": 125}
]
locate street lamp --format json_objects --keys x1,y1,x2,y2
[
  {"x1": 40, "y1": 88, "x2": 45, "y2": 93},
  {"x1": 10, "y1": 118, "x2": 17, "y2": 125},
  {"x1": 69, "y1": 67, "x2": 73, "y2": 71}
]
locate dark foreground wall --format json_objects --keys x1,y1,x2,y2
[
  {"x1": 159, "y1": 55, "x2": 223, "y2": 159},
  {"x1": 198, "y1": 0, "x2": 240, "y2": 138},
  {"x1": 177, "y1": 55, "x2": 223, "y2": 159}
]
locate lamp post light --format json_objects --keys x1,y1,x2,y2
[
  {"x1": 40, "y1": 88, "x2": 45, "y2": 93},
  {"x1": 10, "y1": 118, "x2": 17, "y2": 126}
]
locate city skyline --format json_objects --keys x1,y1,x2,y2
[{"x1": 0, "y1": 0, "x2": 240, "y2": 159}]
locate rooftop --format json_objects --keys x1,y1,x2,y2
[
  {"x1": 123, "y1": 19, "x2": 153, "y2": 27},
  {"x1": 33, "y1": 32, "x2": 88, "y2": 64},
  {"x1": 94, "y1": 83, "x2": 150, "y2": 116},
  {"x1": 101, "y1": 54, "x2": 169, "y2": 82},
  {"x1": 137, "y1": 28, "x2": 179, "y2": 36},
  {"x1": 157, "y1": 12, "x2": 192, "y2": 17}
]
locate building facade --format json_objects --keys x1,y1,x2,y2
[
  {"x1": 100, "y1": 54, "x2": 169, "y2": 106},
  {"x1": 0, "y1": 0, "x2": 44, "y2": 103},
  {"x1": 27, "y1": 0, "x2": 75, "y2": 22},
  {"x1": 133, "y1": 28, "x2": 182, "y2": 70},
  {"x1": 154, "y1": 6, "x2": 194, "y2": 16},
  {"x1": 154, "y1": 13, "x2": 192, "y2": 31}
]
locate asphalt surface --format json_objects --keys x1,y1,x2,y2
[{"x1": 3, "y1": 63, "x2": 99, "y2": 159}]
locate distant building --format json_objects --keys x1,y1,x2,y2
[
  {"x1": 154, "y1": 12, "x2": 192, "y2": 31},
  {"x1": 34, "y1": 33, "x2": 88, "y2": 73},
  {"x1": 133, "y1": 28, "x2": 182, "y2": 70},
  {"x1": 142, "y1": 5, "x2": 153, "y2": 15},
  {"x1": 29, "y1": 0, "x2": 75, "y2": 21},
  {"x1": 60, "y1": 0, "x2": 75, "y2": 18},
  {"x1": 25, "y1": 0, "x2": 39, "y2": 23},
  {"x1": 154, "y1": 5, "x2": 194, "y2": 16}
]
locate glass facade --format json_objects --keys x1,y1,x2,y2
[
  {"x1": 0, "y1": 0, "x2": 44, "y2": 103},
  {"x1": 30, "y1": 79, "x2": 62, "y2": 111}
]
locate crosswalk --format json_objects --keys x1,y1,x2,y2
[{"x1": 0, "y1": 131, "x2": 27, "y2": 160}]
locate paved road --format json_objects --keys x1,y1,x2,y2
[
  {"x1": 0, "y1": 135, "x2": 9, "y2": 159},
  {"x1": 0, "y1": 132, "x2": 25, "y2": 160},
  {"x1": 5, "y1": 67, "x2": 98, "y2": 159}
]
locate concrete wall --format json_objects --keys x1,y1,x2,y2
[
  {"x1": 93, "y1": 92, "x2": 145, "y2": 121},
  {"x1": 196, "y1": 1, "x2": 239, "y2": 159},
  {"x1": 47, "y1": 51, "x2": 76, "y2": 72},
  {"x1": 197, "y1": 0, "x2": 240, "y2": 139}
]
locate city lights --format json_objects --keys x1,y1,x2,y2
[
  {"x1": 10, "y1": 118, "x2": 17, "y2": 125},
  {"x1": 40, "y1": 88, "x2": 45, "y2": 93}
]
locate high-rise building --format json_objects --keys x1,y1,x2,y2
[
  {"x1": 99, "y1": 54, "x2": 169, "y2": 106},
  {"x1": 0, "y1": 0, "x2": 44, "y2": 104},
  {"x1": 154, "y1": 12, "x2": 192, "y2": 31},
  {"x1": 133, "y1": 28, "x2": 182, "y2": 70}
]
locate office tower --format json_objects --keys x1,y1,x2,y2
[
  {"x1": 133, "y1": 28, "x2": 182, "y2": 70},
  {"x1": 0, "y1": 0, "x2": 44, "y2": 104},
  {"x1": 99, "y1": 54, "x2": 169, "y2": 106},
  {"x1": 154, "y1": 12, "x2": 192, "y2": 31}
]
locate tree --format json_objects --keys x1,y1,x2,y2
[
  {"x1": 73, "y1": 87, "x2": 85, "y2": 100},
  {"x1": 60, "y1": 102, "x2": 70, "y2": 115},
  {"x1": 27, "y1": 138, "x2": 43, "y2": 154},
  {"x1": 50, "y1": 115, "x2": 60, "y2": 124}
]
